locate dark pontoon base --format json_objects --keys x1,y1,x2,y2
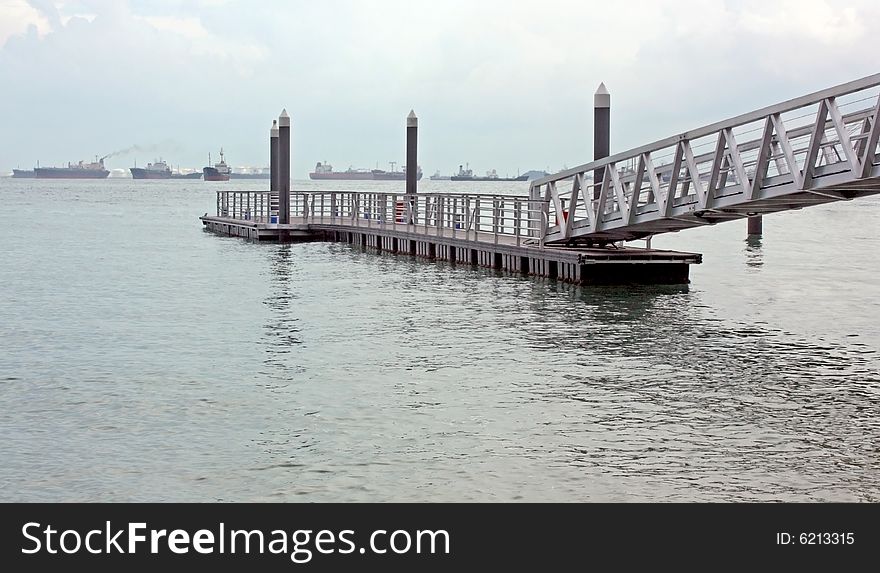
[{"x1": 200, "y1": 215, "x2": 699, "y2": 285}]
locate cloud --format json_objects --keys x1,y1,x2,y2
[
  {"x1": 27, "y1": 0, "x2": 61, "y2": 29},
  {"x1": 1, "y1": 0, "x2": 878, "y2": 175}
]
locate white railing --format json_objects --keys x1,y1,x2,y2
[
  {"x1": 215, "y1": 191, "x2": 276, "y2": 222},
  {"x1": 531, "y1": 73, "x2": 880, "y2": 244},
  {"x1": 215, "y1": 191, "x2": 548, "y2": 246}
]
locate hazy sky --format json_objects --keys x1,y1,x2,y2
[{"x1": 1, "y1": 0, "x2": 878, "y2": 177}]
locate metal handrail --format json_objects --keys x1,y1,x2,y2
[
  {"x1": 214, "y1": 190, "x2": 548, "y2": 242},
  {"x1": 531, "y1": 73, "x2": 880, "y2": 243}
]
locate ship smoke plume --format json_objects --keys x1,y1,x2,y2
[{"x1": 102, "y1": 141, "x2": 180, "y2": 160}]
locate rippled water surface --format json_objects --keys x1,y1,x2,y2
[{"x1": 1, "y1": 178, "x2": 878, "y2": 502}]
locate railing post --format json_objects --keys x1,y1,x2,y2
[
  {"x1": 451, "y1": 196, "x2": 457, "y2": 238},
  {"x1": 528, "y1": 185, "x2": 541, "y2": 238},
  {"x1": 474, "y1": 197, "x2": 481, "y2": 235},
  {"x1": 515, "y1": 199, "x2": 521, "y2": 246},
  {"x1": 423, "y1": 196, "x2": 429, "y2": 234},
  {"x1": 436, "y1": 195, "x2": 443, "y2": 236},
  {"x1": 500, "y1": 198, "x2": 506, "y2": 234},
  {"x1": 540, "y1": 198, "x2": 549, "y2": 248},
  {"x1": 391, "y1": 193, "x2": 397, "y2": 226}
]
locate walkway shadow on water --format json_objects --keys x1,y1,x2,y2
[{"x1": 259, "y1": 245, "x2": 305, "y2": 384}]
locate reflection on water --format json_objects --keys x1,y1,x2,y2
[
  {"x1": 238, "y1": 245, "x2": 880, "y2": 502},
  {"x1": 0, "y1": 179, "x2": 878, "y2": 502},
  {"x1": 261, "y1": 245, "x2": 304, "y2": 385},
  {"x1": 744, "y1": 235, "x2": 764, "y2": 268}
]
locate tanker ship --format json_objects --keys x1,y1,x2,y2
[
  {"x1": 371, "y1": 162, "x2": 422, "y2": 181},
  {"x1": 309, "y1": 162, "x2": 373, "y2": 180},
  {"x1": 130, "y1": 159, "x2": 201, "y2": 179},
  {"x1": 450, "y1": 163, "x2": 528, "y2": 182},
  {"x1": 34, "y1": 156, "x2": 110, "y2": 179},
  {"x1": 309, "y1": 161, "x2": 422, "y2": 180},
  {"x1": 203, "y1": 149, "x2": 231, "y2": 182}
]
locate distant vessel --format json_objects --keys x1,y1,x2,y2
[
  {"x1": 309, "y1": 161, "x2": 423, "y2": 181},
  {"x1": 171, "y1": 170, "x2": 202, "y2": 180},
  {"x1": 12, "y1": 168, "x2": 36, "y2": 178},
  {"x1": 203, "y1": 149, "x2": 231, "y2": 182},
  {"x1": 429, "y1": 170, "x2": 451, "y2": 181},
  {"x1": 450, "y1": 163, "x2": 528, "y2": 182},
  {"x1": 370, "y1": 161, "x2": 423, "y2": 181},
  {"x1": 34, "y1": 156, "x2": 110, "y2": 179},
  {"x1": 309, "y1": 162, "x2": 374, "y2": 180},
  {"x1": 522, "y1": 170, "x2": 551, "y2": 180},
  {"x1": 230, "y1": 167, "x2": 271, "y2": 180},
  {"x1": 130, "y1": 159, "x2": 201, "y2": 180}
]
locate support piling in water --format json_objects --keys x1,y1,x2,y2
[
  {"x1": 593, "y1": 82, "x2": 611, "y2": 198},
  {"x1": 748, "y1": 215, "x2": 763, "y2": 236},
  {"x1": 270, "y1": 120, "x2": 279, "y2": 221},
  {"x1": 406, "y1": 110, "x2": 418, "y2": 196},
  {"x1": 278, "y1": 109, "x2": 291, "y2": 225}
]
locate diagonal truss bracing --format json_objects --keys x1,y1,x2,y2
[{"x1": 532, "y1": 73, "x2": 880, "y2": 244}]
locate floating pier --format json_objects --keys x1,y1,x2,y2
[
  {"x1": 200, "y1": 74, "x2": 880, "y2": 286},
  {"x1": 199, "y1": 104, "x2": 702, "y2": 285},
  {"x1": 200, "y1": 189, "x2": 700, "y2": 285}
]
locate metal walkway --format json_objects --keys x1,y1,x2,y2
[{"x1": 531, "y1": 73, "x2": 880, "y2": 245}]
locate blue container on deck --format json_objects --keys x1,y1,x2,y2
[{"x1": 270, "y1": 215, "x2": 278, "y2": 223}]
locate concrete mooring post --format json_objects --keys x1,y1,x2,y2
[
  {"x1": 279, "y1": 109, "x2": 291, "y2": 224},
  {"x1": 748, "y1": 215, "x2": 763, "y2": 236},
  {"x1": 406, "y1": 110, "x2": 418, "y2": 195},
  {"x1": 594, "y1": 82, "x2": 611, "y2": 199},
  {"x1": 270, "y1": 119, "x2": 279, "y2": 221}
]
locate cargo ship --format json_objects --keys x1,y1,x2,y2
[
  {"x1": 34, "y1": 156, "x2": 110, "y2": 179},
  {"x1": 203, "y1": 149, "x2": 231, "y2": 182},
  {"x1": 130, "y1": 159, "x2": 201, "y2": 179},
  {"x1": 309, "y1": 162, "x2": 373, "y2": 180},
  {"x1": 450, "y1": 163, "x2": 528, "y2": 182},
  {"x1": 309, "y1": 161, "x2": 422, "y2": 181},
  {"x1": 371, "y1": 162, "x2": 422, "y2": 181}
]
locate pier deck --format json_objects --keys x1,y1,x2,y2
[{"x1": 200, "y1": 190, "x2": 700, "y2": 285}]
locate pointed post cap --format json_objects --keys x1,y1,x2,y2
[
  {"x1": 407, "y1": 109, "x2": 418, "y2": 127},
  {"x1": 270, "y1": 119, "x2": 279, "y2": 137},
  {"x1": 278, "y1": 108, "x2": 290, "y2": 127},
  {"x1": 594, "y1": 83, "x2": 610, "y2": 108}
]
